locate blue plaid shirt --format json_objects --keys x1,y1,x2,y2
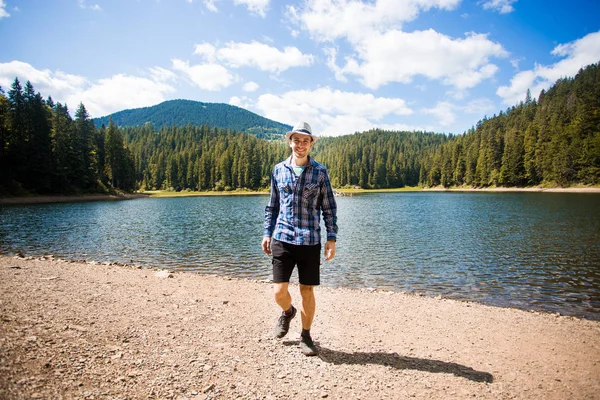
[{"x1": 264, "y1": 156, "x2": 338, "y2": 245}]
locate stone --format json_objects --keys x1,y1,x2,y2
[{"x1": 155, "y1": 270, "x2": 174, "y2": 279}]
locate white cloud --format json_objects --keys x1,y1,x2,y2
[
  {"x1": 242, "y1": 81, "x2": 259, "y2": 92},
  {"x1": 0, "y1": 61, "x2": 175, "y2": 117},
  {"x1": 287, "y1": 0, "x2": 460, "y2": 43},
  {"x1": 149, "y1": 66, "x2": 178, "y2": 83},
  {"x1": 194, "y1": 43, "x2": 217, "y2": 62},
  {"x1": 70, "y1": 74, "x2": 175, "y2": 117},
  {"x1": 463, "y1": 98, "x2": 496, "y2": 115},
  {"x1": 253, "y1": 87, "x2": 413, "y2": 136},
  {"x1": 480, "y1": 0, "x2": 517, "y2": 14},
  {"x1": 422, "y1": 101, "x2": 456, "y2": 127},
  {"x1": 330, "y1": 29, "x2": 507, "y2": 90},
  {"x1": 497, "y1": 30, "x2": 600, "y2": 105},
  {"x1": 203, "y1": 0, "x2": 219, "y2": 12},
  {"x1": 0, "y1": 0, "x2": 9, "y2": 18},
  {"x1": 209, "y1": 41, "x2": 314, "y2": 73},
  {"x1": 234, "y1": 0, "x2": 269, "y2": 17},
  {"x1": 229, "y1": 95, "x2": 253, "y2": 109},
  {"x1": 172, "y1": 58, "x2": 235, "y2": 91},
  {"x1": 288, "y1": 1, "x2": 505, "y2": 90},
  {"x1": 0, "y1": 61, "x2": 87, "y2": 102},
  {"x1": 324, "y1": 47, "x2": 347, "y2": 82}
]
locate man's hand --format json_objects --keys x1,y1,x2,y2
[
  {"x1": 262, "y1": 237, "x2": 272, "y2": 256},
  {"x1": 324, "y1": 240, "x2": 336, "y2": 261}
]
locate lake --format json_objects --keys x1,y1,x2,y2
[{"x1": 1, "y1": 192, "x2": 599, "y2": 320}]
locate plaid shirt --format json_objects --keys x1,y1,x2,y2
[{"x1": 264, "y1": 156, "x2": 338, "y2": 246}]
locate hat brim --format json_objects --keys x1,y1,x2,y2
[{"x1": 285, "y1": 131, "x2": 317, "y2": 142}]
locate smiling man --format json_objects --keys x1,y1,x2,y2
[{"x1": 262, "y1": 121, "x2": 338, "y2": 356}]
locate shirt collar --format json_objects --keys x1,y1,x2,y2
[{"x1": 284, "y1": 155, "x2": 314, "y2": 168}]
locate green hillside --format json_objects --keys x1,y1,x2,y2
[{"x1": 93, "y1": 99, "x2": 290, "y2": 140}]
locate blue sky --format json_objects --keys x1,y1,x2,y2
[{"x1": 1, "y1": 0, "x2": 599, "y2": 136}]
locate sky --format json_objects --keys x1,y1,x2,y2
[{"x1": 1, "y1": 0, "x2": 599, "y2": 137}]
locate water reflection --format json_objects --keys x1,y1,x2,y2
[{"x1": 1, "y1": 192, "x2": 599, "y2": 320}]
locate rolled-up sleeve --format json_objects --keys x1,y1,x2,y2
[{"x1": 263, "y1": 172, "x2": 279, "y2": 238}]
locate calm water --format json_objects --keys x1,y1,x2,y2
[{"x1": 1, "y1": 193, "x2": 599, "y2": 320}]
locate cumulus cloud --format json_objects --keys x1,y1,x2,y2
[
  {"x1": 195, "y1": 41, "x2": 313, "y2": 73},
  {"x1": 330, "y1": 29, "x2": 507, "y2": 90},
  {"x1": 419, "y1": 98, "x2": 498, "y2": 130},
  {"x1": 422, "y1": 101, "x2": 456, "y2": 127},
  {"x1": 242, "y1": 81, "x2": 259, "y2": 92},
  {"x1": 252, "y1": 87, "x2": 413, "y2": 136},
  {"x1": 0, "y1": 0, "x2": 9, "y2": 18},
  {"x1": 193, "y1": 43, "x2": 217, "y2": 62},
  {"x1": 71, "y1": 74, "x2": 175, "y2": 117},
  {"x1": 480, "y1": 0, "x2": 517, "y2": 14},
  {"x1": 229, "y1": 95, "x2": 254, "y2": 110},
  {"x1": 0, "y1": 61, "x2": 87, "y2": 102},
  {"x1": 234, "y1": 0, "x2": 269, "y2": 17},
  {"x1": 290, "y1": 1, "x2": 505, "y2": 90},
  {"x1": 149, "y1": 66, "x2": 178, "y2": 83},
  {"x1": 287, "y1": 0, "x2": 460, "y2": 43},
  {"x1": 0, "y1": 61, "x2": 176, "y2": 117},
  {"x1": 497, "y1": 30, "x2": 600, "y2": 105},
  {"x1": 324, "y1": 47, "x2": 347, "y2": 82},
  {"x1": 172, "y1": 58, "x2": 235, "y2": 91}
]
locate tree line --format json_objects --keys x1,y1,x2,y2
[
  {"x1": 314, "y1": 62, "x2": 599, "y2": 188},
  {"x1": 1, "y1": 62, "x2": 598, "y2": 195},
  {"x1": 417, "y1": 62, "x2": 600, "y2": 188},
  {"x1": 0, "y1": 79, "x2": 136, "y2": 194},
  {"x1": 121, "y1": 124, "x2": 287, "y2": 191}
]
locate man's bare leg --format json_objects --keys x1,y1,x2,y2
[
  {"x1": 299, "y1": 284, "x2": 315, "y2": 330},
  {"x1": 274, "y1": 282, "x2": 296, "y2": 338},
  {"x1": 274, "y1": 282, "x2": 292, "y2": 311}
]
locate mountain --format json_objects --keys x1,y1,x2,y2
[{"x1": 93, "y1": 99, "x2": 291, "y2": 139}]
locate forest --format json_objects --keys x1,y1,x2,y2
[{"x1": 0, "y1": 62, "x2": 598, "y2": 195}]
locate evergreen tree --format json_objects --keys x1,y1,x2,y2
[{"x1": 75, "y1": 103, "x2": 98, "y2": 190}]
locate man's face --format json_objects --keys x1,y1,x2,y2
[{"x1": 289, "y1": 134, "x2": 314, "y2": 158}]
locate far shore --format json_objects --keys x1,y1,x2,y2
[
  {"x1": 421, "y1": 186, "x2": 600, "y2": 193},
  {"x1": 0, "y1": 193, "x2": 149, "y2": 205},
  {"x1": 1, "y1": 185, "x2": 599, "y2": 205}
]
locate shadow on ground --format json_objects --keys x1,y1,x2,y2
[{"x1": 283, "y1": 340, "x2": 493, "y2": 383}]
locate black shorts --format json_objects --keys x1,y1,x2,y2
[{"x1": 271, "y1": 239, "x2": 321, "y2": 286}]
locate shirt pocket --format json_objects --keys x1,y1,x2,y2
[
  {"x1": 302, "y1": 183, "x2": 319, "y2": 203},
  {"x1": 278, "y1": 183, "x2": 293, "y2": 202}
]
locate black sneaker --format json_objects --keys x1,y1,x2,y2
[
  {"x1": 274, "y1": 306, "x2": 296, "y2": 338},
  {"x1": 299, "y1": 334, "x2": 318, "y2": 356}
]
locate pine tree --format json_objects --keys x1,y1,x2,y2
[{"x1": 75, "y1": 103, "x2": 98, "y2": 190}]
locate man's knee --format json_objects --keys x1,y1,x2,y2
[
  {"x1": 299, "y1": 284, "x2": 314, "y2": 298},
  {"x1": 274, "y1": 283, "x2": 289, "y2": 300}
]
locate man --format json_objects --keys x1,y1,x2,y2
[{"x1": 262, "y1": 121, "x2": 338, "y2": 356}]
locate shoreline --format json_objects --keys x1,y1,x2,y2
[
  {"x1": 422, "y1": 186, "x2": 600, "y2": 193},
  {"x1": 1, "y1": 186, "x2": 598, "y2": 205},
  {"x1": 3, "y1": 251, "x2": 597, "y2": 322},
  {"x1": 1, "y1": 254, "x2": 599, "y2": 399},
  {"x1": 0, "y1": 193, "x2": 149, "y2": 205}
]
